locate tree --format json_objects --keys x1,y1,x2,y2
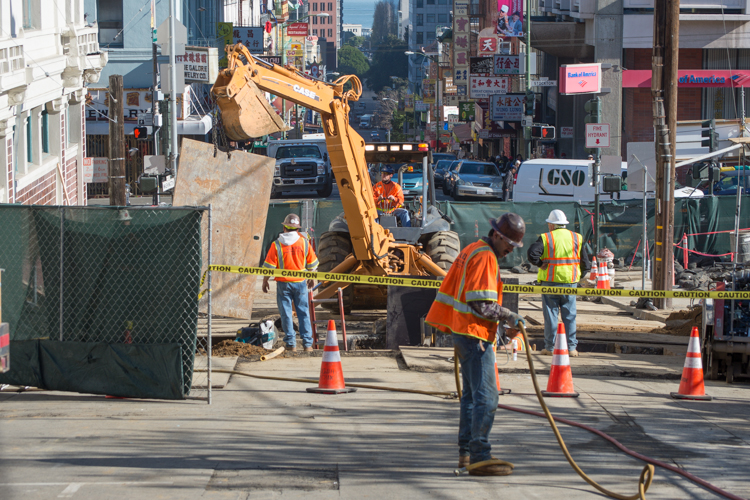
[
  {"x1": 366, "y1": 35, "x2": 408, "y2": 93},
  {"x1": 337, "y1": 45, "x2": 370, "y2": 78},
  {"x1": 371, "y1": 0, "x2": 398, "y2": 45},
  {"x1": 345, "y1": 35, "x2": 366, "y2": 48}
]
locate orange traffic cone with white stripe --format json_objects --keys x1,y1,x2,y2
[
  {"x1": 596, "y1": 261, "x2": 611, "y2": 290},
  {"x1": 493, "y1": 344, "x2": 511, "y2": 396},
  {"x1": 542, "y1": 323, "x2": 579, "y2": 398},
  {"x1": 589, "y1": 256, "x2": 597, "y2": 281},
  {"x1": 670, "y1": 327, "x2": 711, "y2": 401},
  {"x1": 307, "y1": 320, "x2": 357, "y2": 395}
]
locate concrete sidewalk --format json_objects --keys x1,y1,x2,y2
[{"x1": 1, "y1": 355, "x2": 749, "y2": 500}]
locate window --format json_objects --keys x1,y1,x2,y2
[
  {"x1": 426, "y1": 31, "x2": 436, "y2": 42},
  {"x1": 313, "y1": 29, "x2": 318, "y2": 35},
  {"x1": 97, "y1": 0, "x2": 123, "y2": 47},
  {"x1": 416, "y1": 14, "x2": 423, "y2": 26},
  {"x1": 328, "y1": 29, "x2": 332, "y2": 38},
  {"x1": 417, "y1": 0, "x2": 423, "y2": 7},
  {"x1": 41, "y1": 109, "x2": 49, "y2": 155},
  {"x1": 313, "y1": 16, "x2": 317, "y2": 24},
  {"x1": 439, "y1": 0, "x2": 448, "y2": 4},
  {"x1": 328, "y1": 2, "x2": 333, "y2": 10},
  {"x1": 438, "y1": 13, "x2": 447, "y2": 22},
  {"x1": 427, "y1": 13, "x2": 435, "y2": 23},
  {"x1": 312, "y1": 2, "x2": 317, "y2": 10},
  {"x1": 416, "y1": 31, "x2": 423, "y2": 43},
  {"x1": 427, "y1": 0, "x2": 435, "y2": 4},
  {"x1": 329, "y1": 16, "x2": 333, "y2": 24}
]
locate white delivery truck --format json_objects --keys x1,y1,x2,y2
[
  {"x1": 359, "y1": 114, "x2": 372, "y2": 129},
  {"x1": 513, "y1": 159, "x2": 703, "y2": 203}
]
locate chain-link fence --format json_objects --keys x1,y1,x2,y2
[{"x1": 0, "y1": 205, "x2": 211, "y2": 401}]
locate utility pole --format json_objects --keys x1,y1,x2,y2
[
  {"x1": 151, "y1": 0, "x2": 160, "y2": 156},
  {"x1": 651, "y1": 0, "x2": 680, "y2": 308},
  {"x1": 168, "y1": 0, "x2": 178, "y2": 173},
  {"x1": 108, "y1": 75, "x2": 127, "y2": 206}
]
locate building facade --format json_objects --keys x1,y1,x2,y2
[
  {"x1": 0, "y1": 0, "x2": 107, "y2": 205},
  {"x1": 406, "y1": 0, "x2": 453, "y2": 92},
  {"x1": 309, "y1": 0, "x2": 340, "y2": 48}
]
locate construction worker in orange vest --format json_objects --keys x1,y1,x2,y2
[
  {"x1": 261, "y1": 214, "x2": 319, "y2": 352},
  {"x1": 526, "y1": 209, "x2": 590, "y2": 357},
  {"x1": 373, "y1": 165, "x2": 410, "y2": 227},
  {"x1": 425, "y1": 213, "x2": 526, "y2": 477}
]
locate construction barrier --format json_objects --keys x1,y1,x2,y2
[{"x1": 200, "y1": 264, "x2": 750, "y2": 300}]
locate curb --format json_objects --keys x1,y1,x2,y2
[{"x1": 600, "y1": 296, "x2": 669, "y2": 323}]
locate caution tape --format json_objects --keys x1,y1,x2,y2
[{"x1": 198, "y1": 264, "x2": 750, "y2": 300}]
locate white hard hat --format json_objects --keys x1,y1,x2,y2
[
  {"x1": 500, "y1": 4, "x2": 509, "y2": 12},
  {"x1": 546, "y1": 209, "x2": 568, "y2": 225}
]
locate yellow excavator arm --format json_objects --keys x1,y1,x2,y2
[{"x1": 211, "y1": 44, "x2": 392, "y2": 270}]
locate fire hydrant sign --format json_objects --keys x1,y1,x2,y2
[{"x1": 585, "y1": 123, "x2": 610, "y2": 148}]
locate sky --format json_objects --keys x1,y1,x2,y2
[{"x1": 343, "y1": 0, "x2": 376, "y2": 30}]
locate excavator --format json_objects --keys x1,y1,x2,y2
[{"x1": 211, "y1": 44, "x2": 460, "y2": 310}]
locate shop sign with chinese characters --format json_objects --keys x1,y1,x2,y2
[
  {"x1": 232, "y1": 27, "x2": 264, "y2": 53},
  {"x1": 494, "y1": 55, "x2": 520, "y2": 75},
  {"x1": 452, "y1": 1, "x2": 470, "y2": 84},
  {"x1": 490, "y1": 93, "x2": 524, "y2": 121},
  {"x1": 470, "y1": 57, "x2": 494, "y2": 75},
  {"x1": 469, "y1": 76, "x2": 510, "y2": 98},
  {"x1": 175, "y1": 46, "x2": 218, "y2": 83}
]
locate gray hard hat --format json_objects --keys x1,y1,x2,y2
[
  {"x1": 282, "y1": 213, "x2": 301, "y2": 229},
  {"x1": 489, "y1": 213, "x2": 526, "y2": 247}
]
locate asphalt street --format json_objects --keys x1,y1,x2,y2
[{"x1": 1, "y1": 355, "x2": 749, "y2": 500}]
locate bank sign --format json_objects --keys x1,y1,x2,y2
[
  {"x1": 559, "y1": 63, "x2": 601, "y2": 95},
  {"x1": 622, "y1": 70, "x2": 750, "y2": 88}
]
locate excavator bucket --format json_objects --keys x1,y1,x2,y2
[{"x1": 212, "y1": 69, "x2": 288, "y2": 141}]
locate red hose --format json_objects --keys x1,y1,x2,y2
[{"x1": 497, "y1": 403, "x2": 747, "y2": 500}]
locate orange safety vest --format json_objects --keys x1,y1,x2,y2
[
  {"x1": 373, "y1": 181, "x2": 404, "y2": 212},
  {"x1": 425, "y1": 239, "x2": 503, "y2": 343},
  {"x1": 262, "y1": 233, "x2": 319, "y2": 282},
  {"x1": 537, "y1": 229, "x2": 582, "y2": 284}
]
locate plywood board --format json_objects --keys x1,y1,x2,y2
[{"x1": 173, "y1": 139, "x2": 274, "y2": 319}]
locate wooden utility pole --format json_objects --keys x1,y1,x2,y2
[
  {"x1": 108, "y1": 75, "x2": 127, "y2": 206},
  {"x1": 651, "y1": 0, "x2": 679, "y2": 308}
]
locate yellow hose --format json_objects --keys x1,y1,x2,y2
[{"x1": 510, "y1": 324, "x2": 654, "y2": 500}]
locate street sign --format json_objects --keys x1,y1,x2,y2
[
  {"x1": 561, "y1": 126, "x2": 574, "y2": 138},
  {"x1": 531, "y1": 80, "x2": 557, "y2": 87},
  {"x1": 82, "y1": 157, "x2": 93, "y2": 183},
  {"x1": 157, "y1": 19, "x2": 187, "y2": 56},
  {"x1": 585, "y1": 123, "x2": 610, "y2": 148},
  {"x1": 138, "y1": 113, "x2": 153, "y2": 126}
]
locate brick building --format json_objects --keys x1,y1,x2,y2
[{"x1": 0, "y1": 0, "x2": 107, "y2": 206}]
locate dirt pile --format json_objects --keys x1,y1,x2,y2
[
  {"x1": 650, "y1": 307, "x2": 702, "y2": 336},
  {"x1": 212, "y1": 340, "x2": 270, "y2": 358}
]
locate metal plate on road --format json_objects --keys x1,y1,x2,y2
[
  {"x1": 531, "y1": 80, "x2": 557, "y2": 87},
  {"x1": 585, "y1": 123, "x2": 610, "y2": 148}
]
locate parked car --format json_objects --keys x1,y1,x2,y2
[
  {"x1": 432, "y1": 152, "x2": 457, "y2": 165},
  {"x1": 433, "y1": 159, "x2": 455, "y2": 188},
  {"x1": 449, "y1": 161, "x2": 504, "y2": 200},
  {"x1": 442, "y1": 160, "x2": 462, "y2": 195}
]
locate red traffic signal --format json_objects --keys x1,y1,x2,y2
[
  {"x1": 531, "y1": 125, "x2": 555, "y2": 140},
  {"x1": 133, "y1": 127, "x2": 148, "y2": 140}
]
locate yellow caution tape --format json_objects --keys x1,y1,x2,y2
[{"x1": 198, "y1": 264, "x2": 750, "y2": 300}]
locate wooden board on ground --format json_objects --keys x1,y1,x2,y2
[{"x1": 173, "y1": 139, "x2": 274, "y2": 319}]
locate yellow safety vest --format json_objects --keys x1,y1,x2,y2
[{"x1": 537, "y1": 229, "x2": 582, "y2": 284}]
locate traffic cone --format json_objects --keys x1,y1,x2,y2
[
  {"x1": 493, "y1": 344, "x2": 511, "y2": 396},
  {"x1": 542, "y1": 323, "x2": 579, "y2": 398},
  {"x1": 589, "y1": 256, "x2": 597, "y2": 281},
  {"x1": 596, "y1": 261, "x2": 611, "y2": 290},
  {"x1": 307, "y1": 320, "x2": 357, "y2": 394},
  {"x1": 670, "y1": 327, "x2": 712, "y2": 401}
]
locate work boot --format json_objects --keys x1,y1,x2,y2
[
  {"x1": 569, "y1": 349, "x2": 579, "y2": 357},
  {"x1": 458, "y1": 455, "x2": 470, "y2": 468},
  {"x1": 468, "y1": 457, "x2": 513, "y2": 477},
  {"x1": 285, "y1": 343, "x2": 297, "y2": 352},
  {"x1": 540, "y1": 349, "x2": 552, "y2": 355},
  {"x1": 304, "y1": 346, "x2": 314, "y2": 352}
]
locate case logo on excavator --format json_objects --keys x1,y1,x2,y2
[{"x1": 293, "y1": 85, "x2": 320, "y2": 101}]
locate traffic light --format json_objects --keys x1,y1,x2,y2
[
  {"x1": 531, "y1": 125, "x2": 555, "y2": 139},
  {"x1": 524, "y1": 91, "x2": 536, "y2": 116},
  {"x1": 133, "y1": 127, "x2": 148, "y2": 140},
  {"x1": 701, "y1": 119, "x2": 719, "y2": 152}
]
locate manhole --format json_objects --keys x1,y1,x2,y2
[{"x1": 207, "y1": 465, "x2": 339, "y2": 491}]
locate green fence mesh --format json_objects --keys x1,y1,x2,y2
[{"x1": 0, "y1": 206, "x2": 206, "y2": 399}]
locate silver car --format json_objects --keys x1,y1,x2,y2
[{"x1": 450, "y1": 161, "x2": 504, "y2": 200}]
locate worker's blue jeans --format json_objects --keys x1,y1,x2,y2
[
  {"x1": 276, "y1": 280, "x2": 313, "y2": 348},
  {"x1": 541, "y1": 281, "x2": 577, "y2": 352},
  {"x1": 454, "y1": 333, "x2": 499, "y2": 463},
  {"x1": 377, "y1": 208, "x2": 411, "y2": 227}
]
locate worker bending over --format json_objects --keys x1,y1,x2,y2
[
  {"x1": 261, "y1": 214, "x2": 319, "y2": 352},
  {"x1": 526, "y1": 209, "x2": 590, "y2": 357},
  {"x1": 426, "y1": 213, "x2": 526, "y2": 476},
  {"x1": 373, "y1": 165, "x2": 410, "y2": 227}
]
